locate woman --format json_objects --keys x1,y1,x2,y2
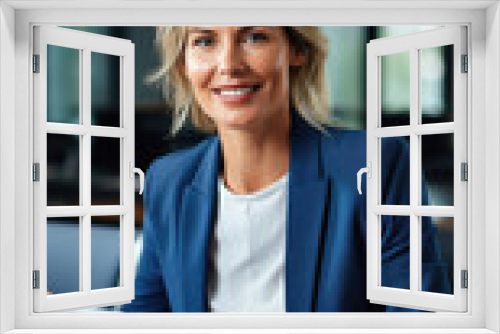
[{"x1": 122, "y1": 26, "x2": 449, "y2": 313}]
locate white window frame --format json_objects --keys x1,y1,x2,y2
[{"x1": 0, "y1": 1, "x2": 498, "y2": 333}]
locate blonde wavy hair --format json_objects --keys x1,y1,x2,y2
[{"x1": 149, "y1": 26, "x2": 332, "y2": 135}]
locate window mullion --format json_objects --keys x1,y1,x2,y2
[
  {"x1": 81, "y1": 47, "x2": 91, "y2": 294},
  {"x1": 410, "y1": 47, "x2": 420, "y2": 294},
  {"x1": 373, "y1": 123, "x2": 454, "y2": 138},
  {"x1": 90, "y1": 126, "x2": 129, "y2": 138},
  {"x1": 45, "y1": 123, "x2": 129, "y2": 138},
  {"x1": 413, "y1": 122, "x2": 454, "y2": 135},
  {"x1": 373, "y1": 205, "x2": 455, "y2": 217}
]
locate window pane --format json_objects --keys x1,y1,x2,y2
[
  {"x1": 91, "y1": 137, "x2": 121, "y2": 206},
  {"x1": 47, "y1": 45, "x2": 80, "y2": 124},
  {"x1": 381, "y1": 215, "x2": 410, "y2": 290},
  {"x1": 421, "y1": 45, "x2": 454, "y2": 124},
  {"x1": 47, "y1": 134, "x2": 80, "y2": 206},
  {"x1": 381, "y1": 51, "x2": 410, "y2": 127},
  {"x1": 421, "y1": 216, "x2": 453, "y2": 295},
  {"x1": 422, "y1": 133, "x2": 454, "y2": 206},
  {"x1": 381, "y1": 136, "x2": 410, "y2": 205},
  {"x1": 91, "y1": 52, "x2": 121, "y2": 127},
  {"x1": 47, "y1": 217, "x2": 80, "y2": 295},
  {"x1": 92, "y1": 216, "x2": 121, "y2": 290}
]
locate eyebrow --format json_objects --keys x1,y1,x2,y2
[
  {"x1": 186, "y1": 28, "x2": 214, "y2": 35},
  {"x1": 186, "y1": 26, "x2": 264, "y2": 36}
]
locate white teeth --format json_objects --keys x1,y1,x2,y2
[{"x1": 218, "y1": 87, "x2": 255, "y2": 96}]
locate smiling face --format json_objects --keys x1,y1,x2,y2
[{"x1": 183, "y1": 26, "x2": 304, "y2": 133}]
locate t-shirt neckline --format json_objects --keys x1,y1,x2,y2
[{"x1": 218, "y1": 172, "x2": 289, "y2": 201}]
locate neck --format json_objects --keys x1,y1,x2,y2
[{"x1": 218, "y1": 112, "x2": 291, "y2": 195}]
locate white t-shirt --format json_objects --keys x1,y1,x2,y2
[{"x1": 208, "y1": 173, "x2": 289, "y2": 312}]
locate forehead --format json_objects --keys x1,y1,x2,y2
[{"x1": 185, "y1": 26, "x2": 281, "y2": 35}]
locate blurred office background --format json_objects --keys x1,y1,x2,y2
[{"x1": 46, "y1": 26, "x2": 454, "y2": 311}]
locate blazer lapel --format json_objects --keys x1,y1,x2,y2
[
  {"x1": 286, "y1": 111, "x2": 329, "y2": 312},
  {"x1": 178, "y1": 138, "x2": 221, "y2": 312}
]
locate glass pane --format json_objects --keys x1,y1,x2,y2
[
  {"x1": 421, "y1": 216, "x2": 453, "y2": 295},
  {"x1": 381, "y1": 215, "x2": 410, "y2": 290},
  {"x1": 47, "y1": 217, "x2": 80, "y2": 295},
  {"x1": 47, "y1": 45, "x2": 80, "y2": 124},
  {"x1": 422, "y1": 134, "x2": 454, "y2": 206},
  {"x1": 91, "y1": 52, "x2": 121, "y2": 127},
  {"x1": 381, "y1": 51, "x2": 410, "y2": 127},
  {"x1": 47, "y1": 134, "x2": 80, "y2": 206},
  {"x1": 322, "y1": 26, "x2": 368, "y2": 129},
  {"x1": 92, "y1": 216, "x2": 121, "y2": 290},
  {"x1": 91, "y1": 137, "x2": 121, "y2": 206},
  {"x1": 421, "y1": 45, "x2": 454, "y2": 124},
  {"x1": 381, "y1": 136, "x2": 410, "y2": 205}
]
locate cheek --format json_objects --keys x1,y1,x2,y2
[
  {"x1": 186, "y1": 50, "x2": 214, "y2": 72},
  {"x1": 259, "y1": 50, "x2": 289, "y2": 91},
  {"x1": 248, "y1": 47, "x2": 288, "y2": 75},
  {"x1": 185, "y1": 52, "x2": 214, "y2": 102}
]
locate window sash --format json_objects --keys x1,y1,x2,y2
[
  {"x1": 32, "y1": 26, "x2": 136, "y2": 313},
  {"x1": 366, "y1": 26, "x2": 468, "y2": 312}
]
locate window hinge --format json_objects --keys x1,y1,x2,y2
[
  {"x1": 33, "y1": 163, "x2": 40, "y2": 182},
  {"x1": 461, "y1": 162, "x2": 468, "y2": 181},
  {"x1": 33, "y1": 54, "x2": 40, "y2": 73},
  {"x1": 461, "y1": 54, "x2": 468, "y2": 73},
  {"x1": 461, "y1": 270, "x2": 468, "y2": 289},
  {"x1": 33, "y1": 270, "x2": 40, "y2": 289}
]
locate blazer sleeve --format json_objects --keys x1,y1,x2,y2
[
  {"x1": 380, "y1": 138, "x2": 451, "y2": 312},
  {"x1": 121, "y1": 163, "x2": 171, "y2": 312}
]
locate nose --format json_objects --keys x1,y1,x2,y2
[{"x1": 217, "y1": 37, "x2": 244, "y2": 75}]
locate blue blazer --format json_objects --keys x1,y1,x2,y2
[{"x1": 123, "y1": 110, "x2": 450, "y2": 313}]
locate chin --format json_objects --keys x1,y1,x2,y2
[
  {"x1": 220, "y1": 120, "x2": 257, "y2": 131},
  {"x1": 217, "y1": 110, "x2": 261, "y2": 128}
]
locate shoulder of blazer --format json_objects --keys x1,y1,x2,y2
[
  {"x1": 319, "y1": 127, "x2": 367, "y2": 181},
  {"x1": 145, "y1": 136, "x2": 218, "y2": 210}
]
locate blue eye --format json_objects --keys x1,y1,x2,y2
[
  {"x1": 193, "y1": 37, "x2": 213, "y2": 47},
  {"x1": 244, "y1": 32, "x2": 268, "y2": 43}
]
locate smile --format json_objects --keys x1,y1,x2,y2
[
  {"x1": 218, "y1": 88, "x2": 254, "y2": 96},
  {"x1": 212, "y1": 84, "x2": 263, "y2": 103},
  {"x1": 213, "y1": 84, "x2": 263, "y2": 96}
]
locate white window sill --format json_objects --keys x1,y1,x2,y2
[{"x1": 3, "y1": 329, "x2": 497, "y2": 334}]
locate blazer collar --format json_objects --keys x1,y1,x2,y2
[{"x1": 179, "y1": 109, "x2": 328, "y2": 312}]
